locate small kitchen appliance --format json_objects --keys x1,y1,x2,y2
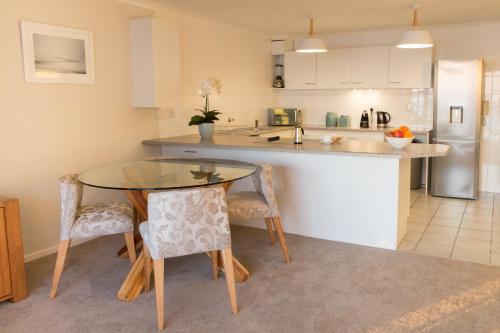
[
  {"x1": 338, "y1": 115, "x2": 351, "y2": 128},
  {"x1": 360, "y1": 110, "x2": 370, "y2": 128},
  {"x1": 268, "y1": 108, "x2": 301, "y2": 126},
  {"x1": 376, "y1": 111, "x2": 391, "y2": 128},
  {"x1": 293, "y1": 125, "x2": 304, "y2": 144},
  {"x1": 326, "y1": 112, "x2": 338, "y2": 126},
  {"x1": 273, "y1": 64, "x2": 284, "y2": 88}
]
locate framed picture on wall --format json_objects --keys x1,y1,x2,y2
[{"x1": 20, "y1": 21, "x2": 95, "y2": 84}]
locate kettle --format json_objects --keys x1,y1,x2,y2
[
  {"x1": 293, "y1": 125, "x2": 304, "y2": 144},
  {"x1": 376, "y1": 111, "x2": 391, "y2": 128}
]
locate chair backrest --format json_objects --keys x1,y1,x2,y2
[
  {"x1": 59, "y1": 174, "x2": 83, "y2": 240},
  {"x1": 146, "y1": 187, "x2": 231, "y2": 259},
  {"x1": 251, "y1": 164, "x2": 280, "y2": 217}
]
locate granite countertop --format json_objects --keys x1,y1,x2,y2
[{"x1": 143, "y1": 134, "x2": 448, "y2": 159}]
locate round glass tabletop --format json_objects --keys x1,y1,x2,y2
[{"x1": 78, "y1": 158, "x2": 256, "y2": 191}]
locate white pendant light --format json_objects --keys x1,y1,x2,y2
[
  {"x1": 397, "y1": 5, "x2": 433, "y2": 49},
  {"x1": 295, "y1": 16, "x2": 327, "y2": 53}
]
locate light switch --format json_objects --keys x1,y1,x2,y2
[{"x1": 158, "y1": 107, "x2": 175, "y2": 119}]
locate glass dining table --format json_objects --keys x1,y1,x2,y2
[{"x1": 78, "y1": 158, "x2": 256, "y2": 302}]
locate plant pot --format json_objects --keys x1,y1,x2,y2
[{"x1": 198, "y1": 123, "x2": 215, "y2": 138}]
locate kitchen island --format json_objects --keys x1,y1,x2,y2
[{"x1": 143, "y1": 134, "x2": 448, "y2": 250}]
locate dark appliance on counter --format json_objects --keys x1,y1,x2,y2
[
  {"x1": 273, "y1": 64, "x2": 284, "y2": 88},
  {"x1": 376, "y1": 111, "x2": 391, "y2": 128},
  {"x1": 268, "y1": 108, "x2": 301, "y2": 126},
  {"x1": 360, "y1": 110, "x2": 370, "y2": 128}
]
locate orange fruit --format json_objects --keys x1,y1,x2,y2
[
  {"x1": 403, "y1": 132, "x2": 413, "y2": 138},
  {"x1": 399, "y1": 126, "x2": 410, "y2": 133},
  {"x1": 394, "y1": 130, "x2": 404, "y2": 138}
]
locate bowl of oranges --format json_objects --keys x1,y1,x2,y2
[{"x1": 385, "y1": 126, "x2": 414, "y2": 149}]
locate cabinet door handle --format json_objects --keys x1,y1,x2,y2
[
  {"x1": 304, "y1": 82, "x2": 315, "y2": 85},
  {"x1": 339, "y1": 82, "x2": 350, "y2": 84},
  {"x1": 351, "y1": 81, "x2": 363, "y2": 84},
  {"x1": 390, "y1": 81, "x2": 402, "y2": 84}
]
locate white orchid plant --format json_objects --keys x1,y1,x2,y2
[{"x1": 189, "y1": 77, "x2": 222, "y2": 126}]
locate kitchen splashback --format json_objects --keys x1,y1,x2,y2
[{"x1": 273, "y1": 88, "x2": 433, "y2": 129}]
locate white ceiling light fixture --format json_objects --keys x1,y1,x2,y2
[
  {"x1": 397, "y1": 4, "x2": 433, "y2": 49},
  {"x1": 295, "y1": 16, "x2": 327, "y2": 53}
]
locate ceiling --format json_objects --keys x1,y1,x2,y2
[{"x1": 150, "y1": 0, "x2": 500, "y2": 35}]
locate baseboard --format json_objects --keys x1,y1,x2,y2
[{"x1": 24, "y1": 238, "x2": 95, "y2": 263}]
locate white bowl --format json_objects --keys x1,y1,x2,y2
[{"x1": 385, "y1": 136, "x2": 413, "y2": 149}]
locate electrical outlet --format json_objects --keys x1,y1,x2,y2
[{"x1": 158, "y1": 107, "x2": 175, "y2": 120}]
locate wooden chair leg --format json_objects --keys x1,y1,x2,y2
[
  {"x1": 264, "y1": 218, "x2": 276, "y2": 244},
  {"x1": 49, "y1": 240, "x2": 71, "y2": 299},
  {"x1": 272, "y1": 217, "x2": 291, "y2": 264},
  {"x1": 144, "y1": 246, "x2": 152, "y2": 292},
  {"x1": 153, "y1": 259, "x2": 165, "y2": 331},
  {"x1": 211, "y1": 250, "x2": 219, "y2": 280},
  {"x1": 220, "y1": 248, "x2": 238, "y2": 314},
  {"x1": 124, "y1": 231, "x2": 137, "y2": 265}
]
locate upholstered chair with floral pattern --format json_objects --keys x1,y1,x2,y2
[
  {"x1": 49, "y1": 174, "x2": 136, "y2": 299},
  {"x1": 226, "y1": 163, "x2": 290, "y2": 263},
  {"x1": 140, "y1": 187, "x2": 237, "y2": 331}
]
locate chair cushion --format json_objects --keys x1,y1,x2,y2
[
  {"x1": 227, "y1": 191, "x2": 272, "y2": 220},
  {"x1": 70, "y1": 202, "x2": 134, "y2": 239}
]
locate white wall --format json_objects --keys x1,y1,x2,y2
[
  {"x1": 0, "y1": 0, "x2": 275, "y2": 261},
  {"x1": 276, "y1": 21, "x2": 500, "y2": 192},
  {"x1": 0, "y1": 0, "x2": 161, "y2": 261},
  {"x1": 151, "y1": 7, "x2": 273, "y2": 137}
]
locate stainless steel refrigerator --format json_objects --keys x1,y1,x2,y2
[{"x1": 431, "y1": 59, "x2": 483, "y2": 199}]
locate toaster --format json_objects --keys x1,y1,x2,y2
[{"x1": 268, "y1": 108, "x2": 301, "y2": 126}]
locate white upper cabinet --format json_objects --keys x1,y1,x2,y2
[
  {"x1": 389, "y1": 47, "x2": 433, "y2": 88},
  {"x1": 284, "y1": 52, "x2": 317, "y2": 89},
  {"x1": 316, "y1": 49, "x2": 352, "y2": 89},
  {"x1": 350, "y1": 46, "x2": 389, "y2": 89},
  {"x1": 282, "y1": 46, "x2": 432, "y2": 90},
  {"x1": 130, "y1": 17, "x2": 180, "y2": 108}
]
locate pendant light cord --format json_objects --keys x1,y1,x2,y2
[
  {"x1": 309, "y1": 17, "x2": 315, "y2": 35},
  {"x1": 412, "y1": 9, "x2": 419, "y2": 27}
]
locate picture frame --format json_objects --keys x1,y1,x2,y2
[{"x1": 20, "y1": 21, "x2": 95, "y2": 84}]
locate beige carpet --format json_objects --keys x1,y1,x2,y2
[{"x1": 1, "y1": 226, "x2": 500, "y2": 332}]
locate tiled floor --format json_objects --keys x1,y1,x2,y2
[{"x1": 398, "y1": 189, "x2": 500, "y2": 266}]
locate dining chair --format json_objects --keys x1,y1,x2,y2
[
  {"x1": 49, "y1": 174, "x2": 136, "y2": 299},
  {"x1": 226, "y1": 163, "x2": 290, "y2": 263},
  {"x1": 140, "y1": 187, "x2": 237, "y2": 331}
]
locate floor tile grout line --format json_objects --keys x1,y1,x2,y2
[
  {"x1": 449, "y1": 200, "x2": 469, "y2": 259},
  {"x1": 411, "y1": 195, "x2": 444, "y2": 252}
]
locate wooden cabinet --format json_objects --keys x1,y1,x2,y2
[
  {"x1": 284, "y1": 52, "x2": 317, "y2": 89},
  {"x1": 316, "y1": 49, "x2": 352, "y2": 89},
  {"x1": 0, "y1": 197, "x2": 27, "y2": 303},
  {"x1": 130, "y1": 17, "x2": 180, "y2": 108},
  {"x1": 350, "y1": 46, "x2": 389, "y2": 89},
  {"x1": 389, "y1": 47, "x2": 432, "y2": 88}
]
